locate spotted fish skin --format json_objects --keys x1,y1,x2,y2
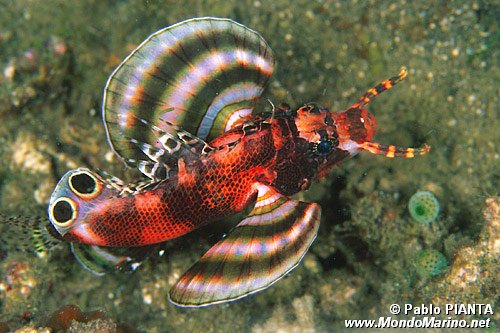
[
  {"x1": 51, "y1": 123, "x2": 276, "y2": 246},
  {"x1": 46, "y1": 18, "x2": 430, "y2": 307}
]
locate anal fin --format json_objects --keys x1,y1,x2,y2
[
  {"x1": 70, "y1": 243, "x2": 156, "y2": 275},
  {"x1": 169, "y1": 184, "x2": 321, "y2": 307}
]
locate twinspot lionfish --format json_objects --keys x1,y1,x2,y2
[{"x1": 5, "y1": 18, "x2": 430, "y2": 307}]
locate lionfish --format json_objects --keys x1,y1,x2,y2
[{"x1": 4, "y1": 18, "x2": 429, "y2": 307}]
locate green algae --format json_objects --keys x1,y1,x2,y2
[{"x1": 0, "y1": 0, "x2": 498, "y2": 331}]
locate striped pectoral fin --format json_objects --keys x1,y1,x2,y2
[
  {"x1": 103, "y1": 18, "x2": 275, "y2": 166},
  {"x1": 169, "y1": 184, "x2": 321, "y2": 307}
]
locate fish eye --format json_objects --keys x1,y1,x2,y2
[
  {"x1": 50, "y1": 197, "x2": 77, "y2": 227},
  {"x1": 69, "y1": 171, "x2": 101, "y2": 199},
  {"x1": 313, "y1": 137, "x2": 335, "y2": 156}
]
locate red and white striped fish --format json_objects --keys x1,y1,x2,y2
[{"x1": 45, "y1": 17, "x2": 429, "y2": 307}]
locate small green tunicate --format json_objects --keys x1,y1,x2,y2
[
  {"x1": 415, "y1": 249, "x2": 448, "y2": 278},
  {"x1": 408, "y1": 191, "x2": 440, "y2": 224}
]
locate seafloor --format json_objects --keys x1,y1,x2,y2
[{"x1": 0, "y1": 0, "x2": 498, "y2": 332}]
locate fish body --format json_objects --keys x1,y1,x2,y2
[
  {"x1": 45, "y1": 17, "x2": 429, "y2": 306},
  {"x1": 52, "y1": 110, "x2": 342, "y2": 247},
  {"x1": 54, "y1": 120, "x2": 273, "y2": 247}
]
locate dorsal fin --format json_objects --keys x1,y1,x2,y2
[
  {"x1": 93, "y1": 169, "x2": 127, "y2": 191},
  {"x1": 123, "y1": 116, "x2": 214, "y2": 179},
  {"x1": 103, "y1": 17, "x2": 275, "y2": 169},
  {"x1": 94, "y1": 168, "x2": 160, "y2": 195}
]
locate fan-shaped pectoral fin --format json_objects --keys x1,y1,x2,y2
[
  {"x1": 168, "y1": 184, "x2": 321, "y2": 307},
  {"x1": 103, "y1": 18, "x2": 275, "y2": 165}
]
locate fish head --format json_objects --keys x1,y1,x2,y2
[{"x1": 294, "y1": 103, "x2": 338, "y2": 152}]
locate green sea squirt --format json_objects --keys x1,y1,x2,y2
[
  {"x1": 408, "y1": 191, "x2": 440, "y2": 224},
  {"x1": 415, "y1": 249, "x2": 448, "y2": 278}
]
